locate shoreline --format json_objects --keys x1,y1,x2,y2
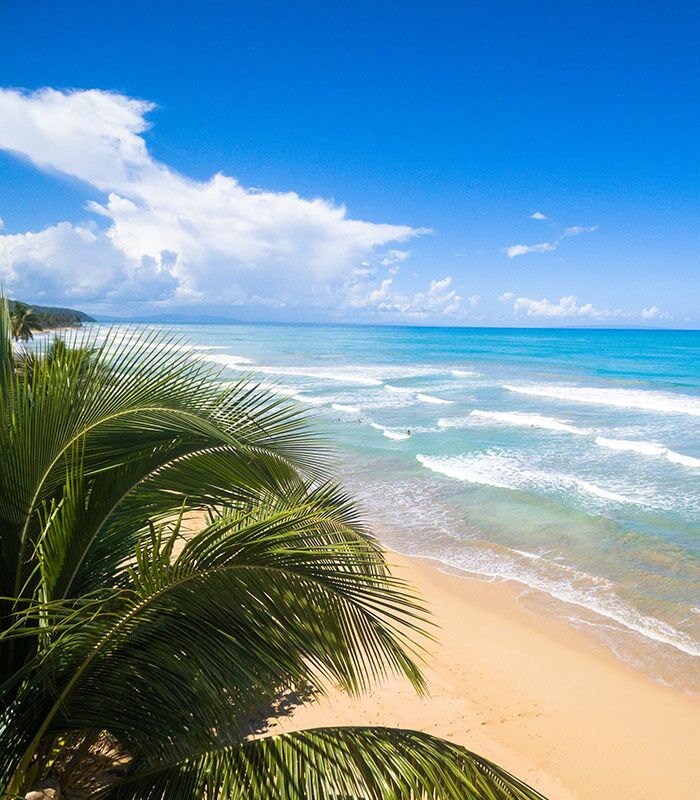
[{"x1": 274, "y1": 548, "x2": 700, "y2": 800}]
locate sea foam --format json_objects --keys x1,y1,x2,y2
[
  {"x1": 200, "y1": 353, "x2": 255, "y2": 367},
  {"x1": 384, "y1": 385, "x2": 418, "y2": 394},
  {"x1": 470, "y1": 409, "x2": 588, "y2": 434},
  {"x1": 505, "y1": 384, "x2": 700, "y2": 417},
  {"x1": 416, "y1": 452, "x2": 642, "y2": 506},
  {"x1": 370, "y1": 422, "x2": 410, "y2": 441},
  {"x1": 332, "y1": 403, "x2": 361, "y2": 414},
  {"x1": 416, "y1": 393, "x2": 452, "y2": 405},
  {"x1": 596, "y1": 436, "x2": 700, "y2": 469}
]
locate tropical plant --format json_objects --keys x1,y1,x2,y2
[
  {"x1": 0, "y1": 302, "x2": 546, "y2": 800},
  {"x1": 9, "y1": 302, "x2": 42, "y2": 341}
]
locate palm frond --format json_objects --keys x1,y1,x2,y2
[{"x1": 101, "y1": 727, "x2": 546, "y2": 800}]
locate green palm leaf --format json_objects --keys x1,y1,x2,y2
[{"x1": 100, "y1": 727, "x2": 546, "y2": 800}]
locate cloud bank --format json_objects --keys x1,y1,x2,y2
[
  {"x1": 510, "y1": 294, "x2": 669, "y2": 322},
  {"x1": 0, "y1": 88, "x2": 463, "y2": 319}
]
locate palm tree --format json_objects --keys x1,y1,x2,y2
[
  {"x1": 0, "y1": 303, "x2": 545, "y2": 799},
  {"x1": 9, "y1": 302, "x2": 42, "y2": 341}
]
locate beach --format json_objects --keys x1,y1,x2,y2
[{"x1": 273, "y1": 550, "x2": 700, "y2": 800}]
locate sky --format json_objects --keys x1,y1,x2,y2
[{"x1": 0, "y1": 1, "x2": 698, "y2": 327}]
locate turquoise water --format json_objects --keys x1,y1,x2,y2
[{"x1": 125, "y1": 324, "x2": 700, "y2": 688}]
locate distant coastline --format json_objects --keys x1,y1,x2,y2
[{"x1": 9, "y1": 298, "x2": 95, "y2": 332}]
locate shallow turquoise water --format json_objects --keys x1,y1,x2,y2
[{"x1": 116, "y1": 323, "x2": 700, "y2": 688}]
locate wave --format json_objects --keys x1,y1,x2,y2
[
  {"x1": 292, "y1": 393, "x2": 326, "y2": 405},
  {"x1": 257, "y1": 365, "x2": 382, "y2": 385},
  {"x1": 416, "y1": 452, "x2": 643, "y2": 506},
  {"x1": 595, "y1": 437, "x2": 666, "y2": 456},
  {"x1": 596, "y1": 436, "x2": 700, "y2": 469},
  {"x1": 383, "y1": 386, "x2": 452, "y2": 405},
  {"x1": 470, "y1": 410, "x2": 588, "y2": 435},
  {"x1": 199, "y1": 353, "x2": 255, "y2": 366},
  {"x1": 332, "y1": 403, "x2": 361, "y2": 414},
  {"x1": 505, "y1": 383, "x2": 700, "y2": 417},
  {"x1": 363, "y1": 483, "x2": 700, "y2": 659},
  {"x1": 416, "y1": 393, "x2": 453, "y2": 405},
  {"x1": 421, "y1": 545, "x2": 700, "y2": 658},
  {"x1": 451, "y1": 369, "x2": 480, "y2": 378},
  {"x1": 384, "y1": 385, "x2": 417, "y2": 394},
  {"x1": 665, "y1": 450, "x2": 700, "y2": 469},
  {"x1": 370, "y1": 422, "x2": 410, "y2": 441},
  {"x1": 437, "y1": 416, "x2": 472, "y2": 429}
]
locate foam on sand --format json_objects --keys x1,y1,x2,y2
[
  {"x1": 470, "y1": 409, "x2": 588, "y2": 434},
  {"x1": 505, "y1": 383, "x2": 700, "y2": 417},
  {"x1": 451, "y1": 369, "x2": 480, "y2": 377},
  {"x1": 430, "y1": 544, "x2": 700, "y2": 658}
]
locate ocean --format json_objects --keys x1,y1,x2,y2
[{"x1": 124, "y1": 323, "x2": 700, "y2": 690}]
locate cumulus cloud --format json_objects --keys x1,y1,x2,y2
[
  {"x1": 505, "y1": 294, "x2": 670, "y2": 323},
  {"x1": 348, "y1": 275, "x2": 462, "y2": 318},
  {"x1": 505, "y1": 223, "x2": 598, "y2": 258},
  {"x1": 529, "y1": 211, "x2": 547, "y2": 220},
  {"x1": 512, "y1": 295, "x2": 621, "y2": 319},
  {"x1": 640, "y1": 306, "x2": 672, "y2": 321},
  {"x1": 468, "y1": 294, "x2": 481, "y2": 305},
  {"x1": 0, "y1": 87, "x2": 452, "y2": 317}
]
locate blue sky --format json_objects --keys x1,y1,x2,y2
[{"x1": 0, "y1": 1, "x2": 698, "y2": 326}]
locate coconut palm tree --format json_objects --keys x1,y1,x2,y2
[
  {"x1": 9, "y1": 302, "x2": 42, "y2": 341},
  {"x1": 0, "y1": 303, "x2": 545, "y2": 799}
]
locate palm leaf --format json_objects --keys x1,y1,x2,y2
[{"x1": 101, "y1": 727, "x2": 546, "y2": 800}]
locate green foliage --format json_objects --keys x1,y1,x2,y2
[
  {"x1": 0, "y1": 298, "x2": 546, "y2": 799},
  {"x1": 9, "y1": 302, "x2": 42, "y2": 341},
  {"x1": 8, "y1": 298, "x2": 95, "y2": 334}
]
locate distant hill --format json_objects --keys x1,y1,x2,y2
[{"x1": 9, "y1": 299, "x2": 95, "y2": 330}]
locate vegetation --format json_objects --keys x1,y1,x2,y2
[
  {"x1": 0, "y1": 303, "x2": 545, "y2": 799},
  {"x1": 9, "y1": 302, "x2": 42, "y2": 341},
  {"x1": 8, "y1": 299, "x2": 94, "y2": 336}
]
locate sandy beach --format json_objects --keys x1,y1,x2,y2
[{"x1": 274, "y1": 550, "x2": 700, "y2": 800}]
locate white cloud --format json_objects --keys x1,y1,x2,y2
[
  {"x1": 529, "y1": 211, "x2": 547, "y2": 220},
  {"x1": 506, "y1": 241, "x2": 558, "y2": 258},
  {"x1": 499, "y1": 292, "x2": 515, "y2": 303},
  {"x1": 512, "y1": 295, "x2": 621, "y2": 319},
  {"x1": 0, "y1": 88, "x2": 445, "y2": 316},
  {"x1": 349, "y1": 275, "x2": 463, "y2": 317},
  {"x1": 564, "y1": 225, "x2": 598, "y2": 236},
  {"x1": 380, "y1": 249, "x2": 411, "y2": 269},
  {"x1": 468, "y1": 294, "x2": 481, "y2": 305},
  {"x1": 505, "y1": 223, "x2": 598, "y2": 258},
  {"x1": 507, "y1": 295, "x2": 670, "y2": 323},
  {"x1": 640, "y1": 306, "x2": 672, "y2": 321}
]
